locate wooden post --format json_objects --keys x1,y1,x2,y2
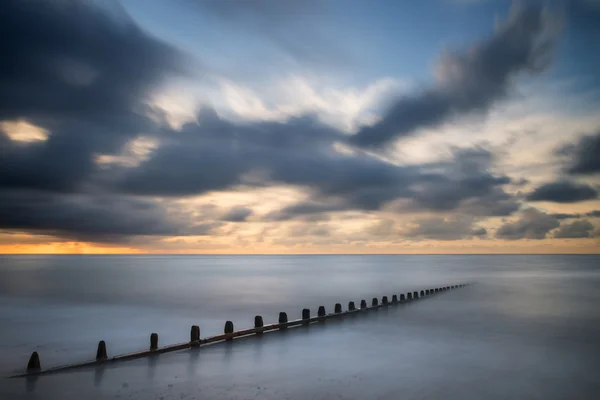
[
  {"x1": 150, "y1": 333, "x2": 158, "y2": 350},
  {"x1": 302, "y1": 309, "x2": 310, "y2": 324},
  {"x1": 372, "y1": 297, "x2": 378, "y2": 307},
  {"x1": 420, "y1": 290, "x2": 425, "y2": 297},
  {"x1": 425, "y1": 289, "x2": 430, "y2": 295},
  {"x1": 279, "y1": 312, "x2": 288, "y2": 329},
  {"x1": 190, "y1": 325, "x2": 200, "y2": 346},
  {"x1": 392, "y1": 294, "x2": 398, "y2": 303},
  {"x1": 255, "y1": 315, "x2": 264, "y2": 333},
  {"x1": 27, "y1": 351, "x2": 41, "y2": 371},
  {"x1": 360, "y1": 300, "x2": 367, "y2": 309},
  {"x1": 435, "y1": 288, "x2": 439, "y2": 293},
  {"x1": 334, "y1": 303, "x2": 342, "y2": 313},
  {"x1": 382, "y1": 296, "x2": 389, "y2": 305},
  {"x1": 96, "y1": 340, "x2": 107, "y2": 360},
  {"x1": 400, "y1": 294, "x2": 405, "y2": 301},
  {"x1": 407, "y1": 292, "x2": 412, "y2": 300},
  {"x1": 348, "y1": 301, "x2": 356, "y2": 311},
  {"x1": 413, "y1": 291, "x2": 419, "y2": 299},
  {"x1": 224, "y1": 321, "x2": 234, "y2": 340},
  {"x1": 318, "y1": 306, "x2": 326, "y2": 319}
]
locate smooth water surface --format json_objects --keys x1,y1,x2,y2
[{"x1": 1, "y1": 255, "x2": 599, "y2": 399}]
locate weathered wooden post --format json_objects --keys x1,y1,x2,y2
[
  {"x1": 372, "y1": 297, "x2": 379, "y2": 307},
  {"x1": 392, "y1": 294, "x2": 398, "y2": 303},
  {"x1": 334, "y1": 303, "x2": 342, "y2": 313},
  {"x1": 407, "y1": 292, "x2": 412, "y2": 300},
  {"x1": 414, "y1": 291, "x2": 419, "y2": 299},
  {"x1": 26, "y1": 351, "x2": 41, "y2": 371},
  {"x1": 224, "y1": 321, "x2": 234, "y2": 341},
  {"x1": 348, "y1": 301, "x2": 356, "y2": 311},
  {"x1": 420, "y1": 290, "x2": 425, "y2": 297},
  {"x1": 435, "y1": 288, "x2": 439, "y2": 293},
  {"x1": 425, "y1": 289, "x2": 430, "y2": 295},
  {"x1": 302, "y1": 309, "x2": 310, "y2": 325},
  {"x1": 318, "y1": 306, "x2": 326, "y2": 320},
  {"x1": 382, "y1": 296, "x2": 389, "y2": 305},
  {"x1": 360, "y1": 300, "x2": 367, "y2": 309},
  {"x1": 190, "y1": 325, "x2": 200, "y2": 346},
  {"x1": 150, "y1": 333, "x2": 158, "y2": 350},
  {"x1": 255, "y1": 315, "x2": 264, "y2": 333},
  {"x1": 400, "y1": 294, "x2": 405, "y2": 301},
  {"x1": 279, "y1": 312, "x2": 288, "y2": 329},
  {"x1": 96, "y1": 340, "x2": 108, "y2": 360}
]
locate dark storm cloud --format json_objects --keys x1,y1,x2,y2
[
  {"x1": 526, "y1": 181, "x2": 598, "y2": 203},
  {"x1": 404, "y1": 217, "x2": 487, "y2": 241},
  {"x1": 0, "y1": 0, "x2": 188, "y2": 193},
  {"x1": 553, "y1": 220, "x2": 596, "y2": 239},
  {"x1": 350, "y1": 5, "x2": 560, "y2": 148},
  {"x1": 556, "y1": 131, "x2": 600, "y2": 175},
  {"x1": 221, "y1": 207, "x2": 254, "y2": 222},
  {"x1": 496, "y1": 208, "x2": 559, "y2": 240}
]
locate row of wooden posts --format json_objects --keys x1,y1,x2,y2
[{"x1": 17, "y1": 284, "x2": 469, "y2": 378}]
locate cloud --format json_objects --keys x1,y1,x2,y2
[
  {"x1": 350, "y1": 4, "x2": 561, "y2": 147},
  {"x1": 553, "y1": 220, "x2": 596, "y2": 238},
  {"x1": 0, "y1": 1, "x2": 557, "y2": 245},
  {"x1": 556, "y1": 131, "x2": 600, "y2": 175},
  {"x1": 0, "y1": 0, "x2": 188, "y2": 194},
  {"x1": 266, "y1": 146, "x2": 518, "y2": 220},
  {"x1": 221, "y1": 206, "x2": 254, "y2": 222},
  {"x1": 0, "y1": 190, "x2": 194, "y2": 242},
  {"x1": 403, "y1": 216, "x2": 487, "y2": 241},
  {"x1": 550, "y1": 210, "x2": 600, "y2": 219},
  {"x1": 496, "y1": 208, "x2": 559, "y2": 240},
  {"x1": 526, "y1": 180, "x2": 598, "y2": 203}
]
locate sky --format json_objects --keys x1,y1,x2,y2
[{"x1": 1, "y1": 0, "x2": 599, "y2": 254}]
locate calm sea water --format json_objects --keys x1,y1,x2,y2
[{"x1": 1, "y1": 255, "x2": 599, "y2": 399}]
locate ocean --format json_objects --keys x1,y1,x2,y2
[{"x1": 1, "y1": 254, "x2": 599, "y2": 399}]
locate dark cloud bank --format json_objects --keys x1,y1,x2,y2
[{"x1": 0, "y1": 1, "x2": 596, "y2": 244}]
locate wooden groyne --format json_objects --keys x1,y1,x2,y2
[{"x1": 11, "y1": 283, "x2": 471, "y2": 378}]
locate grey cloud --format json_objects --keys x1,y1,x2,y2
[
  {"x1": 526, "y1": 181, "x2": 598, "y2": 203},
  {"x1": 553, "y1": 220, "x2": 596, "y2": 238},
  {"x1": 221, "y1": 207, "x2": 254, "y2": 222},
  {"x1": 0, "y1": 190, "x2": 222, "y2": 242},
  {"x1": 496, "y1": 208, "x2": 560, "y2": 240},
  {"x1": 267, "y1": 147, "x2": 518, "y2": 220},
  {"x1": 0, "y1": 0, "x2": 186, "y2": 120},
  {"x1": 0, "y1": 0, "x2": 188, "y2": 193},
  {"x1": 350, "y1": 5, "x2": 560, "y2": 147},
  {"x1": 550, "y1": 210, "x2": 600, "y2": 219},
  {"x1": 403, "y1": 216, "x2": 487, "y2": 241},
  {"x1": 0, "y1": 190, "x2": 179, "y2": 242},
  {"x1": 557, "y1": 131, "x2": 600, "y2": 175}
]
